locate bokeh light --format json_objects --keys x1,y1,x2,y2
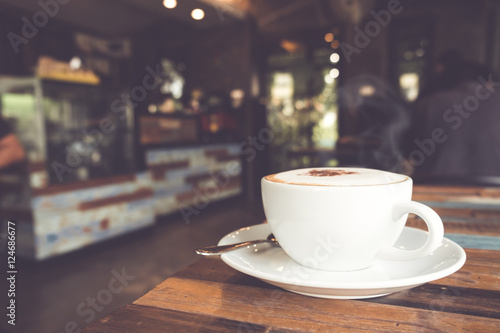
[
  {"x1": 330, "y1": 53, "x2": 340, "y2": 63},
  {"x1": 191, "y1": 9, "x2": 205, "y2": 20},
  {"x1": 163, "y1": 0, "x2": 177, "y2": 9}
]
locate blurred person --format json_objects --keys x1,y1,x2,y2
[
  {"x1": 0, "y1": 117, "x2": 25, "y2": 169},
  {"x1": 411, "y1": 61, "x2": 500, "y2": 178},
  {"x1": 0, "y1": 116, "x2": 26, "y2": 224},
  {"x1": 338, "y1": 75, "x2": 410, "y2": 172},
  {"x1": 419, "y1": 49, "x2": 464, "y2": 99}
]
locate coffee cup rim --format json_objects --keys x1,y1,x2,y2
[{"x1": 262, "y1": 173, "x2": 410, "y2": 187}]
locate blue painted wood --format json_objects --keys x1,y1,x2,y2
[
  {"x1": 419, "y1": 200, "x2": 500, "y2": 210},
  {"x1": 445, "y1": 233, "x2": 500, "y2": 251},
  {"x1": 436, "y1": 216, "x2": 500, "y2": 224}
]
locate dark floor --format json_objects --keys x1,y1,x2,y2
[{"x1": 1, "y1": 197, "x2": 265, "y2": 333}]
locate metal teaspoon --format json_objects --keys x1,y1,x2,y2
[{"x1": 194, "y1": 234, "x2": 278, "y2": 256}]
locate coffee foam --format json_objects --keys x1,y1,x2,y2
[{"x1": 265, "y1": 168, "x2": 408, "y2": 186}]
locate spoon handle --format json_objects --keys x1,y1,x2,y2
[{"x1": 194, "y1": 239, "x2": 269, "y2": 256}]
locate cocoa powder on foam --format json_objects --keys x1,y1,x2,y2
[{"x1": 265, "y1": 169, "x2": 360, "y2": 186}]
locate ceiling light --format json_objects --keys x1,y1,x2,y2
[
  {"x1": 191, "y1": 9, "x2": 205, "y2": 20},
  {"x1": 163, "y1": 0, "x2": 177, "y2": 9}
]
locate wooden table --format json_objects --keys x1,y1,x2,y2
[{"x1": 83, "y1": 185, "x2": 500, "y2": 332}]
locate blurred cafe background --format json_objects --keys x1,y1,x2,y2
[{"x1": 0, "y1": 0, "x2": 499, "y2": 332}]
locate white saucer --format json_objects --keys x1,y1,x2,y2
[{"x1": 219, "y1": 224, "x2": 466, "y2": 299}]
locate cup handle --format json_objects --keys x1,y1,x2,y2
[{"x1": 379, "y1": 201, "x2": 444, "y2": 260}]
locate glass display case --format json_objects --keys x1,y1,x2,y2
[
  {"x1": 42, "y1": 80, "x2": 135, "y2": 185},
  {"x1": 0, "y1": 77, "x2": 135, "y2": 187}
]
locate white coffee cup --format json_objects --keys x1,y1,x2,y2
[{"x1": 261, "y1": 167, "x2": 444, "y2": 271}]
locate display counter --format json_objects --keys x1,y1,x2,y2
[
  {"x1": 28, "y1": 173, "x2": 155, "y2": 259},
  {"x1": 0, "y1": 77, "x2": 243, "y2": 259},
  {"x1": 145, "y1": 143, "x2": 242, "y2": 217}
]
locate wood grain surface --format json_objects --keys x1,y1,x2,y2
[{"x1": 83, "y1": 185, "x2": 500, "y2": 332}]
